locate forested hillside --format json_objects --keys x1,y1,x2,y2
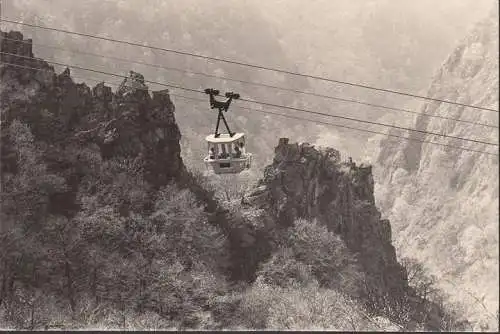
[{"x1": 0, "y1": 30, "x2": 472, "y2": 330}]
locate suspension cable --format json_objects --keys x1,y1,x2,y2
[
  {"x1": 1, "y1": 18, "x2": 498, "y2": 112},
  {"x1": 1, "y1": 61, "x2": 498, "y2": 156}
]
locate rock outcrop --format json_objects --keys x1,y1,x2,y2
[
  {"x1": 243, "y1": 138, "x2": 408, "y2": 302},
  {"x1": 1, "y1": 30, "x2": 186, "y2": 187}
]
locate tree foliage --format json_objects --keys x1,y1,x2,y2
[
  {"x1": 279, "y1": 218, "x2": 365, "y2": 296},
  {"x1": 0, "y1": 116, "x2": 230, "y2": 329},
  {"x1": 218, "y1": 278, "x2": 395, "y2": 331}
]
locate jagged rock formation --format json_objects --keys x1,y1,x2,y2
[
  {"x1": 1, "y1": 28, "x2": 456, "y2": 330},
  {"x1": 1, "y1": 30, "x2": 186, "y2": 188},
  {"x1": 372, "y1": 6, "x2": 499, "y2": 329},
  {"x1": 243, "y1": 138, "x2": 409, "y2": 305}
]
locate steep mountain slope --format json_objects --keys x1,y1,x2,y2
[
  {"x1": 237, "y1": 139, "x2": 470, "y2": 330},
  {"x1": 258, "y1": 0, "x2": 491, "y2": 115},
  {"x1": 256, "y1": 0, "x2": 493, "y2": 162},
  {"x1": 372, "y1": 7, "x2": 499, "y2": 329},
  {"x1": 1, "y1": 30, "x2": 469, "y2": 331}
]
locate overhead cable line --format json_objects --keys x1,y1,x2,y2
[
  {"x1": 1, "y1": 61, "x2": 498, "y2": 157},
  {"x1": 1, "y1": 53, "x2": 497, "y2": 147},
  {"x1": 1, "y1": 18, "x2": 498, "y2": 113},
  {"x1": 166, "y1": 93, "x2": 500, "y2": 157},
  {"x1": 2, "y1": 36, "x2": 497, "y2": 129},
  {"x1": 237, "y1": 95, "x2": 500, "y2": 146}
]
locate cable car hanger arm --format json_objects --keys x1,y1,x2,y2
[{"x1": 205, "y1": 88, "x2": 240, "y2": 137}]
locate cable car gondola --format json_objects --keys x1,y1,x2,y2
[{"x1": 203, "y1": 88, "x2": 252, "y2": 174}]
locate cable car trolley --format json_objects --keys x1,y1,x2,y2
[{"x1": 203, "y1": 88, "x2": 252, "y2": 174}]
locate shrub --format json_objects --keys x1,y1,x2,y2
[
  {"x1": 281, "y1": 218, "x2": 365, "y2": 296},
  {"x1": 224, "y1": 279, "x2": 393, "y2": 331},
  {"x1": 256, "y1": 247, "x2": 314, "y2": 288}
]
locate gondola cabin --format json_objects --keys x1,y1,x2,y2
[{"x1": 204, "y1": 132, "x2": 252, "y2": 174}]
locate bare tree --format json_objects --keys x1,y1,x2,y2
[{"x1": 401, "y1": 257, "x2": 438, "y2": 301}]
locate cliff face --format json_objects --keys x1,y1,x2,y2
[
  {"x1": 243, "y1": 138, "x2": 408, "y2": 302},
  {"x1": 1, "y1": 30, "x2": 186, "y2": 190},
  {"x1": 372, "y1": 6, "x2": 499, "y2": 328}
]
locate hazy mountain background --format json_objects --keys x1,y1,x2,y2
[{"x1": 1, "y1": 0, "x2": 498, "y2": 330}]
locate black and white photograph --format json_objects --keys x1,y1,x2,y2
[{"x1": 0, "y1": 0, "x2": 498, "y2": 331}]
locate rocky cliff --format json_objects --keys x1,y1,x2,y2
[
  {"x1": 1, "y1": 30, "x2": 187, "y2": 190},
  {"x1": 372, "y1": 6, "x2": 499, "y2": 329},
  {"x1": 242, "y1": 138, "x2": 409, "y2": 308}
]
